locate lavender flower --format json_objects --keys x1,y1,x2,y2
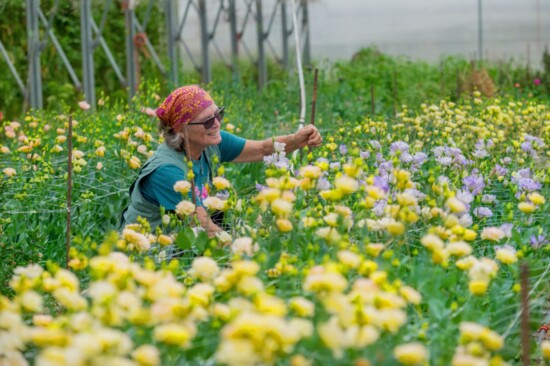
[
  {"x1": 517, "y1": 178, "x2": 541, "y2": 192},
  {"x1": 472, "y1": 149, "x2": 489, "y2": 159},
  {"x1": 462, "y1": 172, "x2": 485, "y2": 195},
  {"x1": 412, "y1": 152, "x2": 427, "y2": 165},
  {"x1": 373, "y1": 176, "x2": 389, "y2": 193},
  {"x1": 459, "y1": 214, "x2": 473, "y2": 227},
  {"x1": 400, "y1": 152, "x2": 413, "y2": 163},
  {"x1": 369, "y1": 140, "x2": 381, "y2": 150},
  {"x1": 360, "y1": 150, "x2": 370, "y2": 159},
  {"x1": 317, "y1": 176, "x2": 330, "y2": 190},
  {"x1": 329, "y1": 162, "x2": 341, "y2": 170},
  {"x1": 432, "y1": 146, "x2": 445, "y2": 157},
  {"x1": 436, "y1": 156, "x2": 453, "y2": 166},
  {"x1": 500, "y1": 223, "x2": 513, "y2": 238},
  {"x1": 481, "y1": 194, "x2": 496, "y2": 204},
  {"x1": 339, "y1": 144, "x2": 348, "y2": 155},
  {"x1": 495, "y1": 164, "x2": 508, "y2": 177},
  {"x1": 530, "y1": 234, "x2": 549, "y2": 249},
  {"x1": 390, "y1": 141, "x2": 410, "y2": 155},
  {"x1": 474, "y1": 207, "x2": 493, "y2": 218},
  {"x1": 373, "y1": 200, "x2": 387, "y2": 217},
  {"x1": 255, "y1": 183, "x2": 265, "y2": 192}
]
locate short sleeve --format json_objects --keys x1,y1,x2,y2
[
  {"x1": 141, "y1": 165, "x2": 203, "y2": 209},
  {"x1": 219, "y1": 130, "x2": 246, "y2": 163}
]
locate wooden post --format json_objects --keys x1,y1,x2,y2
[
  {"x1": 520, "y1": 263, "x2": 531, "y2": 366},
  {"x1": 66, "y1": 115, "x2": 73, "y2": 268},
  {"x1": 310, "y1": 68, "x2": 318, "y2": 126}
]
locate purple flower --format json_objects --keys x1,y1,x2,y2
[
  {"x1": 373, "y1": 200, "x2": 387, "y2": 217},
  {"x1": 432, "y1": 146, "x2": 445, "y2": 157},
  {"x1": 369, "y1": 140, "x2": 381, "y2": 150},
  {"x1": 530, "y1": 234, "x2": 548, "y2": 248},
  {"x1": 500, "y1": 223, "x2": 513, "y2": 238},
  {"x1": 256, "y1": 183, "x2": 265, "y2": 191},
  {"x1": 360, "y1": 150, "x2": 370, "y2": 159},
  {"x1": 482, "y1": 194, "x2": 496, "y2": 204},
  {"x1": 436, "y1": 156, "x2": 453, "y2": 166},
  {"x1": 475, "y1": 140, "x2": 485, "y2": 150},
  {"x1": 317, "y1": 176, "x2": 330, "y2": 190},
  {"x1": 495, "y1": 164, "x2": 508, "y2": 177},
  {"x1": 373, "y1": 175, "x2": 389, "y2": 193},
  {"x1": 459, "y1": 214, "x2": 473, "y2": 227},
  {"x1": 462, "y1": 173, "x2": 485, "y2": 195},
  {"x1": 474, "y1": 207, "x2": 493, "y2": 218},
  {"x1": 521, "y1": 141, "x2": 533, "y2": 153},
  {"x1": 339, "y1": 144, "x2": 348, "y2": 155},
  {"x1": 379, "y1": 161, "x2": 393, "y2": 174},
  {"x1": 501, "y1": 157, "x2": 512, "y2": 165},
  {"x1": 456, "y1": 190, "x2": 474, "y2": 204},
  {"x1": 400, "y1": 152, "x2": 413, "y2": 163},
  {"x1": 390, "y1": 141, "x2": 410, "y2": 155},
  {"x1": 216, "y1": 191, "x2": 230, "y2": 200},
  {"x1": 448, "y1": 147, "x2": 463, "y2": 157},
  {"x1": 534, "y1": 79, "x2": 541, "y2": 86},
  {"x1": 486, "y1": 139, "x2": 495, "y2": 149},
  {"x1": 413, "y1": 152, "x2": 427, "y2": 165},
  {"x1": 517, "y1": 178, "x2": 541, "y2": 192},
  {"x1": 375, "y1": 152, "x2": 384, "y2": 163},
  {"x1": 472, "y1": 149, "x2": 489, "y2": 159}
]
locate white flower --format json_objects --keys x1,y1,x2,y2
[
  {"x1": 191, "y1": 257, "x2": 220, "y2": 282},
  {"x1": 175, "y1": 200, "x2": 195, "y2": 216},
  {"x1": 231, "y1": 237, "x2": 259, "y2": 256},
  {"x1": 203, "y1": 196, "x2": 226, "y2": 211}
]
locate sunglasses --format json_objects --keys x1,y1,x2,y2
[{"x1": 188, "y1": 107, "x2": 225, "y2": 129}]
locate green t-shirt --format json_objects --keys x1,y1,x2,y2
[{"x1": 141, "y1": 131, "x2": 245, "y2": 209}]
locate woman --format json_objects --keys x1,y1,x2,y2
[{"x1": 121, "y1": 85, "x2": 322, "y2": 235}]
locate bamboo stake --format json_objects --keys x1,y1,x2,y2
[
  {"x1": 520, "y1": 263, "x2": 531, "y2": 366},
  {"x1": 182, "y1": 125, "x2": 197, "y2": 206},
  {"x1": 66, "y1": 115, "x2": 73, "y2": 269},
  {"x1": 309, "y1": 68, "x2": 318, "y2": 127}
]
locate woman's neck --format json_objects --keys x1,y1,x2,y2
[{"x1": 188, "y1": 144, "x2": 205, "y2": 161}]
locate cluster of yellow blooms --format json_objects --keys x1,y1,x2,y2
[{"x1": 451, "y1": 322, "x2": 507, "y2": 366}]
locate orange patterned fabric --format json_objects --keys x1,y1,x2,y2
[{"x1": 156, "y1": 85, "x2": 214, "y2": 132}]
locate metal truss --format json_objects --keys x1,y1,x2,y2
[{"x1": 0, "y1": 0, "x2": 311, "y2": 111}]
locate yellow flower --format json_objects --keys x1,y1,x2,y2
[
  {"x1": 271, "y1": 198, "x2": 293, "y2": 218},
  {"x1": 335, "y1": 175, "x2": 359, "y2": 194},
  {"x1": 480, "y1": 227, "x2": 505, "y2": 242},
  {"x1": 289, "y1": 297, "x2": 315, "y2": 317},
  {"x1": 173, "y1": 180, "x2": 192, "y2": 194},
  {"x1": 527, "y1": 192, "x2": 545, "y2": 206},
  {"x1": 276, "y1": 218, "x2": 293, "y2": 232},
  {"x1": 157, "y1": 234, "x2": 173, "y2": 246},
  {"x1": 154, "y1": 323, "x2": 196, "y2": 348},
  {"x1": 447, "y1": 241, "x2": 473, "y2": 257},
  {"x1": 518, "y1": 201, "x2": 536, "y2": 214},
  {"x1": 446, "y1": 197, "x2": 466, "y2": 213},
  {"x1": 299, "y1": 165, "x2": 322, "y2": 179},
  {"x1": 190, "y1": 257, "x2": 220, "y2": 282},
  {"x1": 3, "y1": 167, "x2": 16, "y2": 177},
  {"x1": 213, "y1": 176, "x2": 231, "y2": 190},
  {"x1": 463, "y1": 229, "x2": 478, "y2": 241},
  {"x1": 399, "y1": 286, "x2": 422, "y2": 305},
  {"x1": 132, "y1": 344, "x2": 160, "y2": 366},
  {"x1": 393, "y1": 342, "x2": 428, "y2": 365},
  {"x1": 495, "y1": 248, "x2": 517, "y2": 265},
  {"x1": 459, "y1": 322, "x2": 485, "y2": 342},
  {"x1": 468, "y1": 280, "x2": 488, "y2": 295},
  {"x1": 129, "y1": 155, "x2": 141, "y2": 169},
  {"x1": 203, "y1": 196, "x2": 226, "y2": 211},
  {"x1": 480, "y1": 328, "x2": 504, "y2": 351},
  {"x1": 95, "y1": 146, "x2": 105, "y2": 157},
  {"x1": 366, "y1": 243, "x2": 385, "y2": 257},
  {"x1": 387, "y1": 221, "x2": 405, "y2": 236},
  {"x1": 420, "y1": 234, "x2": 444, "y2": 251},
  {"x1": 541, "y1": 340, "x2": 550, "y2": 359},
  {"x1": 175, "y1": 200, "x2": 195, "y2": 216},
  {"x1": 19, "y1": 290, "x2": 43, "y2": 313},
  {"x1": 337, "y1": 250, "x2": 361, "y2": 269}
]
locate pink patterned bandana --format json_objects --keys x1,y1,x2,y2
[{"x1": 156, "y1": 85, "x2": 214, "y2": 131}]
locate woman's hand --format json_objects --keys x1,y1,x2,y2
[{"x1": 293, "y1": 125, "x2": 323, "y2": 150}]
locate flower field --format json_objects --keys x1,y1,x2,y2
[{"x1": 1, "y1": 77, "x2": 550, "y2": 365}]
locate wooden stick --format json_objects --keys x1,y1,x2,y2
[
  {"x1": 520, "y1": 262, "x2": 531, "y2": 366},
  {"x1": 182, "y1": 125, "x2": 197, "y2": 206},
  {"x1": 310, "y1": 68, "x2": 319, "y2": 126},
  {"x1": 66, "y1": 115, "x2": 73, "y2": 269}
]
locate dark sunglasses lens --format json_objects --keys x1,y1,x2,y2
[{"x1": 205, "y1": 117, "x2": 216, "y2": 129}]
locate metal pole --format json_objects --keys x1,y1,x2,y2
[
  {"x1": 0, "y1": 40, "x2": 26, "y2": 95},
  {"x1": 477, "y1": 0, "x2": 483, "y2": 62},
  {"x1": 198, "y1": 0, "x2": 211, "y2": 84},
  {"x1": 281, "y1": 0, "x2": 289, "y2": 70},
  {"x1": 229, "y1": 0, "x2": 239, "y2": 80},
  {"x1": 255, "y1": 0, "x2": 267, "y2": 88},
  {"x1": 301, "y1": 0, "x2": 311, "y2": 66},
  {"x1": 124, "y1": 0, "x2": 138, "y2": 102},
  {"x1": 165, "y1": 0, "x2": 178, "y2": 86},
  {"x1": 81, "y1": 0, "x2": 95, "y2": 106},
  {"x1": 38, "y1": 9, "x2": 82, "y2": 90},
  {"x1": 26, "y1": 0, "x2": 43, "y2": 109}
]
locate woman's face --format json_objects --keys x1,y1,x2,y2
[{"x1": 184, "y1": 103, "x2": 222, "y2": 149}]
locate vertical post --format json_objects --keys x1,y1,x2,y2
[
  {"x1": 301, "y1": 0, "x2": 311, "y2": 66},
  {"x1": 520, "y1": 263, "x2": 531, "y2": 366},
  {"x1": 280, "y1": 0, "x2": 289, "y2": 70},
  {"x1": 229, "y1": 0, "x2": 239, "y2": 81},
  {"x1": 81, "y1": 0, "x2": 96, "y2": 108},
  {"x1": 66, "y1": 115, "x2": 73, "y2": 269},
  {"x1": 165, "y1": 0, "x2": 178, "y2": 87},
  {"x1": 477, "y1": 0, "x2": 483, "y2": 63},
  {"x1": 26, "y1": 0, "x2": 43, "y2": 109},
  {"x1": 124, "y1": 0, "x2": 138, "y2": 103},
  {"x1": 198, "y1": 0, "x2": 211, "y2": 84},
  {"x1": 256, "y1": 0, "x2": 267, "y2": 89}
]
